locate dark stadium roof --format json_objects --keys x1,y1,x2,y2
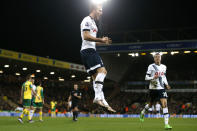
[{"x1": 2, "y1": 0, "x2": 197, "y2": 64}]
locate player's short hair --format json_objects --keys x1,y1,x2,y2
[
  {"x1": 26, "y1": 74, "x2": 32, "y2": 80},
  {"x1": 154, "y1": 52, "x2": 161, "y2": 57},
  {"x1": 89, "y1": 3, "x2": 101, "y2": 12},
  {"x1": 37, "y1": 80, "x2": 42, "y2": 86}
]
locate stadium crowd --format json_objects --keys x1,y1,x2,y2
[{"x1": 0, "y1": 74, "x2": 197, "y2": 115}]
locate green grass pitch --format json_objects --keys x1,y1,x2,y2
[{"x1": 0, "y1": 117, "x2": 197, "y2": 131}]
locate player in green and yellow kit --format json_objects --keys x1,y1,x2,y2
[
  {"x1": 50, "y1": 100, "x2": 57, "y2": 118},
  {"x1": 18, "y1": 74, "x2": 38, "y2": 123},
  {"x1": 32, "y1": 80, "x2": 44, "y2": 121}
]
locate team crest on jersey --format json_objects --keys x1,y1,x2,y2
[{"x1": 85, "y1": 22, "x2": 90, "y2": 27}]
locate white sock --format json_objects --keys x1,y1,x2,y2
[
  {"x1": 163, "y1": 107, "x2": 169, "y2": 125},
  {"x1": 30, "y1": 110, "x2": 34, "y2": 119},
  {"x1": 102, "y1": 99, "x2": 109, "y2": 107},
  {"x1": 93, "y1": 80, "x2": 101, "y2": 101},
  {"x1": 95, "y1": 73, "x2": 106, "y2": 83},
  {"x1": 94, "y1": 73, "x2": 106, "y2": 101},
  {"x1": 101, "y1": 91, "x2": 109, "y2": 106}
]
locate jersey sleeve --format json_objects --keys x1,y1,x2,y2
[
  {"x1": 30, "y1": 84, "x2": 33, "y2": 89},
  {"x1": 145, "y1": 65, "x2": 154, "y2": 80},
  {"x1": 81, "y1": 18, "x2": 91, "y2": 31}
]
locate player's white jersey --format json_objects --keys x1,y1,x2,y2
[
  {"x1": 80, "y1": 16, "x2": 98, "y2": 51},
  {"x1": 145, "y1": 63, "x2": 168, "y2": 90},
  {"x1": 155, "y1": 103, "x2": 161, "y2": 111},
  {"x1": 31, "y1": 84, "x2": 36, "y2": 96},
  {"x1": 15, "y1": 107, "x2": 23, "y2": 112},
  {"x1": 148, "y1": 105, "x2": 154, "y2": 112}
]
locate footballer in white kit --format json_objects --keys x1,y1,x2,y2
[
  {"x1": 80, "y1": 3, "x2": 115, "y2": 112},
  {"x1": 140, "y1": 53, "x2": 172, "y2": 129}
]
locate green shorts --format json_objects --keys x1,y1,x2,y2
[
  {"x1": 23, "y1": 99, "x2": 31, "y2": 107},
  {"x1": 33, "y1": 102, "x2": 43, "y2": 108},
  {"x1": 51, "y1": 108, "x2": 56, "y2": 112}
]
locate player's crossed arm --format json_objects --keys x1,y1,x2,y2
[
  {"x1": 83, "y1": 31, "x2": 112, "y2": 45},
  {"x1": 74, "y1": 93, "x2": 82, "y2": 99},
  {"x1": 30, "y1": 85, "x2": 41, "y2": 100}
]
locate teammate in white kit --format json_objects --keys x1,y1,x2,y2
[
  {"x1": 155, "y1": 101, "x2": 162, "y2": 118},
  {"x1": 139, "y1": 53, "x2": 172, "y2": 129},
  {"x1": 148, "y1": 105, "x2": 154, "y2": 117},
  {"x1": 80, "y1": 3, "x2": 115, "y2": 112}
]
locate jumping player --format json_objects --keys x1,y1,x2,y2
[{"x1": 80, "y1": 3, "x2": 115, "y2": 112}]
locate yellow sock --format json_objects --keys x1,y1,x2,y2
[
  {"x1": 20, "y1": 111, "x2": 24, "y2": 119},
  {"x1": 20, "y1": 108, "x2": 28, "y2": 118},
  {"x1": 39, "y1": 111, "x2": 43, "y2": 120},
  {"x1": 27, "y1": 110, "x2": 31, "y2": 120}
]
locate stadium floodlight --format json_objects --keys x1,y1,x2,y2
[
  {"x1": 135, "y1": 53, "x2": 139, "y2": 57},
  {"x1": 161, "y1": 52, "x2": 168, "y2": 55},
  {"x1": 36, "y1": 70, "x2": 41, "y2": 73},
  {"x1": 184, "y1": 51, "x2": 191, "y2": 54},
  {"x1": 71, "y1": 75, "x2": 76, "y2": 78},
  {"x1": 128, "y1": 53, "x2": 138, "y2": 57},
  {"x1": 44, "y1": 77, "x2": 48, "y2": 80},
  {"x1": 84, "y1": 79, "x2": 91, "y2": 83},
  {"x1": 0, "y1": 70, "x2": 3, "y2": 74},
  {"x1": 4, "y1": 65, "x2": 9, "y2": 68},
  {"x1": 150, "y1": 52, "x2": 165, "y2": 56},
  {"x1": 171, "y1": 51, "x2": 179, "y2": 55},
  {"x1": 50, "y1": 72, "x2": 55, "y2": 75},
  {"x1": 150, "y1": 52, "x2": 156, "y2": 56},
  {"x1": 90, "y1": 0, "x2": 108, "y2": 5},
  {"x1": 15, "y1": 73, "x2": 20, "y2": 76},
  {"x1": 128, "y1": 53, "x2": 135, "y2": 57},
  {"x1": 22, "y1": 67, "x2": 27, "y2": 71},
  {"x1": 59, "y1": 78, "x2": 64, "y2": 81}
]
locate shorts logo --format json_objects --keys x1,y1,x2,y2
[{"x1": 162, "y1": 92, "x2": 168, "y2": 97}]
